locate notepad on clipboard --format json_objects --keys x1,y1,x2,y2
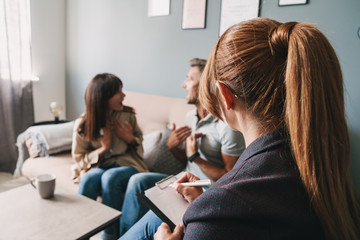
[{"x1": 137, "y1": 171, "x2": 189, "y2": 230}]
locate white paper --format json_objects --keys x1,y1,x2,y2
[
  {"x1": 148, "y1": 0, "x2": 170, "y2": 17},
  {"x1": 219, "y1": 0, "x2": 259, "y2": 36},
  {"x1": 144, "y1": 172, "x2": 189, "y2": 226},
  {"x1": 182, "y1": 0, "x2": 206, "y2": 29}
]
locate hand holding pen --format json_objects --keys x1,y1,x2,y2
[
  {"x1": 180, "y1": 179, "x2": 211, "y2": 187},
  {"x1": 172, "y1": 172, "x2": 206, "y2": 203}
]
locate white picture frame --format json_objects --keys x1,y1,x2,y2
[
  {"x1": 279, "y1": 0, "x2": 307, "y2": 6},
  {"x1": 148, "y1": 0, "x2": 170, "y2": 17},
  {"x1": 219, "y1": 0, "x2": 259, "y2": 36},
  {"x1": 182, "y1": 0, "x2": 207, "y2": 29}
]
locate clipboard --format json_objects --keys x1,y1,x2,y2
[{"x1": 137, "y1": 172, "x2": 189, "y2": 231}]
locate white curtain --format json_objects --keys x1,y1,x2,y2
[{"x1": 0, "y1": 0, "x2": 34, "y2": 173}]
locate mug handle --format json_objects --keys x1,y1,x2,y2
[{"x1": 30, "y1": 178, "x2": 37, "y2": 189}]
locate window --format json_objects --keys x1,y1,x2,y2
[{"x1": 0, "y1": 0, "x2": 32, "y2": 82}]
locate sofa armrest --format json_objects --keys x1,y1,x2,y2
[{"x1": 21, "y1": 153, "x2": 78, "y2": 193}]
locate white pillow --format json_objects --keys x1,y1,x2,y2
[
  {"x1": 24, "y1": 121, "x2": 74, "y2": 157},
  {"x1": 143, "y1": 131, "x2": 162, "y2": 164},
  {"x1": 14, "y1": 121, "x2": 74, "y2": 177}
]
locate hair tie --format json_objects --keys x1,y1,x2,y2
[{"x1": 268, "y1": 22, "x2": 297, "y2": 57}]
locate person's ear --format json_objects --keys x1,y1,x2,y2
[{"x1": 217, "y1": 82, "x2": 234, "y2": 110}]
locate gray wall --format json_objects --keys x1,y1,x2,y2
[
  {"x1": 31, "y1": 0, "x2": 66, "y2": 122},
  {"x1": 66, "y1": 0, "x2": 360, "y2": 189},
  {"x1": 66, "y1": 0, "x2": 221, "y2": 118}
]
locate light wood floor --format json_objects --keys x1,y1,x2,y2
[{"x1": 0, "y1": 172, "x2": 28, "y2": 193}]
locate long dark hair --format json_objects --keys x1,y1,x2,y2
[
  {"x1": 199, "y1": 18, "x2": 360, "y2": 239},
  {"x1": 78, "y1": 73, "x2": 133, "y2": 141}
]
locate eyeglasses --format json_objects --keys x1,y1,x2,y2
[{"x1": 216, "y1": 80, "x2": 239, "y2": 99}]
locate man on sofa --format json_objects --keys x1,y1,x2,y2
[{"x1": 119, "y1": 58, "x2": 245, "y2": 236}]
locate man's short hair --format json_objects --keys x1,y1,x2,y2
[{"x1": 189, "y1": 58, "x2": 207, "y2": 73}]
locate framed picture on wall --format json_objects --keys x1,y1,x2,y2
[
  {"x1": 182, "y1": 0, "x2": 207, "y2": 29},
  {"x1": 219, "y1": 0, "x2": 259, "y2": 36},
  {"x1": 148, "y1": 0, "x2": 170, "y2": 17},
  {"x1": 279, "y1": 0, "x2": 307, "y2": 6}
]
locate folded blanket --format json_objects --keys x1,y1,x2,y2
[{"x1": 14, "y1": 121, "x2": 74, "y2": 176}]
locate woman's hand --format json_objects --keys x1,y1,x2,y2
[
  {"x1": 186, "y1": 133, "x2": 205, "y2": 156},
  {"x1": 173, "y1": 172, "x2": 203, "y2": 203},
  {"x1": 114, "y1": 120, "x2": 135, "y2": 144},
  {"x1": 98, "y1": 126, "x2": 112, "y2": 155},
  {"x1": 154, "y1": 222, "x2": 184, "y2": 240}
]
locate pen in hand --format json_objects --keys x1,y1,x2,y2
[
  {"x1": 172, "y1": 172, "x2": 207, "y2": 203},
  {"x1": 180, "y1": 179, "x2": 212, "y2": 187}
]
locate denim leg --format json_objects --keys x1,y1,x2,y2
[
  {"x1": 78, "y1": 167, "x2": 105, "y2": 200},
  {"x1": 119, "y1": 172, "x2": 168, "y2": 236},
  {"x1": 101, "y1": 166, "x2": 139, "y2": 239},
  {"x1": 119, "y1": 210, "x2": 163, "y2": 240},
  {"x1": 101, "y1": 166, "x2": 139, "y2": 210}
]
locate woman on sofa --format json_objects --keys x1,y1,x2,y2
[
  {"x1": 124, "y1": 18, "x2": 360, "y2": 239},
  {"x1": 71, "y1": 73, "x2": 148, "y2": 240}
]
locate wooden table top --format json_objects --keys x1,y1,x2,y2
[{"x1": 0, "y1": 184, "x2": 121, "y2": 240}]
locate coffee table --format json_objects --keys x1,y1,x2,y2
[{"x1": 0, "y1": 184, "x2": 121, "y2": 239}]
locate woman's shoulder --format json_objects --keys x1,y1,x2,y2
[
  {"x1": 73, "y1": 115, "x2": 84, "y2": 131},
  {"x1": 113, "y1": 106, "x2": 137, "y2": 120},
  {"x1": 122, "y1": 105, "x2": 135, "y2": 114}
]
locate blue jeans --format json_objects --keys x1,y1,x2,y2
[
  {"x1": 78, "y1": 165, "x2": 138, "y2": 240},
  {"x1": 119, "y1": 172, "x2": 168, "y2": 236},
  {"x1": 119, "y1": 210, "x2": 162, "y2": 240}
]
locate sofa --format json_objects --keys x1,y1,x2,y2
[{"x1": 17, "y1": 91, "x2": 194, "y2": 193}]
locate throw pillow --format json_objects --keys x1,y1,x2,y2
[
  {"x1": 14, "y1": 121, "x2": 74, "y2": 177},
  {"x1": 146, "y1": 127, "x2": 185, "y2": 175},
  {"x1": 24, "y1": 121, "x2": 74, "y2": 157},
  {"x1": 143, "y1": 130, "x2": 162, "y2": 163}
]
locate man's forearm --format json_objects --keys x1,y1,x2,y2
[{"x1": 192, "y1": 157, "x2": 227, "y2": 181}]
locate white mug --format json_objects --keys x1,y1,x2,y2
[{"x1": 30, "y1": 174, "x2": 56, "y2": 199}]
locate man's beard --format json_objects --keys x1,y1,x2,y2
[{"x1": 187, "y1": 97, "x2": 198, "y2": 105}]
